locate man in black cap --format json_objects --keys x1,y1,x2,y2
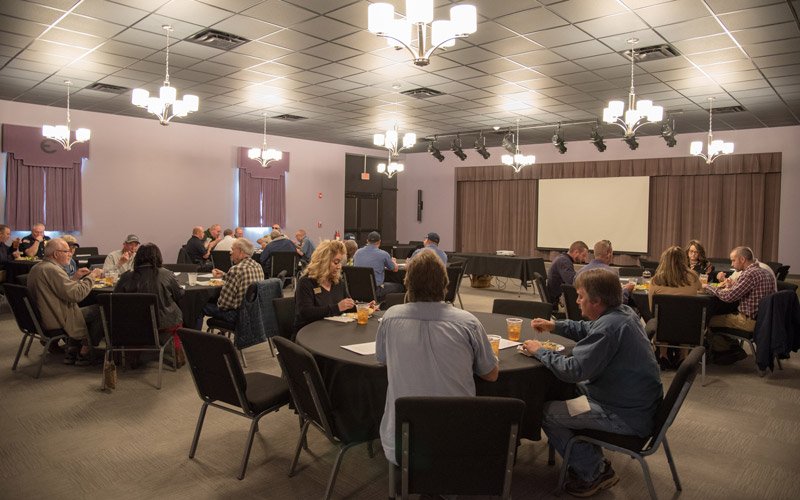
[
  {"x1": 353, "y1": 231, "x2": 403, "y2": 300},
  {"x1": 409, "y1": 231, "x2": 447, "y2": 265}
]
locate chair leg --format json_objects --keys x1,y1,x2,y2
[
  {"x1": 157, "y1": 347, "x2": 165, "y2": 390},
  {"x1": 289, "y1": 419, "x2": 311, "y2": 476},
  {"x1": 701, "y1": 352, "x2": 706, "y2": 387},
  {"x1": 662, "y1": 436, "x2": 682, "y2": 491},
  {"x1": 388, "y1": 461, "x2": 397, "y2": 499},
  {"x1": 324, "y1": 442, "x2": 358, "y2": 500},
  {"x1": 238, "y1": 416, "x2": 260, "y2": 480},
  {"x1": 239, "y1": 348, "x2": 247, "y2": 368},
  {"x1": 548, "y1": 442, "x2": 555, "y2": 465},
  {"x1": 36, "y1": 337, "x2": 55, "y2": 379},
  {"x1": 367, "y1": 439, "x2": 375, "y2": 458},
  {"x1": 24, "y1": 334, "x2": 35, "y2": 356},
  {"x1": 457, "y1": 291, "x2": 463, "y2": 309},
  {"x1": 557, "y1": 439, "x2": 576, "y2": 491},
  {"x1": 12, "y1": 334, "x2": 29, "y2": 371},
  {"x1": 635, "y1": 455, "x2": 657, "y2": 500},
  {"x1": 101, "y1": 349, "x2": 111, "y2": 390},
  {"x1": 776, "y1": 357, "x2": 783, "y2": 370},
  {"x1": 189, "y1": 403, "x2": 209, "y2": 459},
  {"x1": 267, "y1": 338, "x2": 275, "y2": 358}
]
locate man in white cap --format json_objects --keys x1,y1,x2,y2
[{"x1": 103, "y1": 234, "x2": 140, "y2": 275}]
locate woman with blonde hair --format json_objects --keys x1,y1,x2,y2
[
  {"x1": 293, "y1": 240, "x2": 355, "y2": 333},
  {"x1": 649, "y1": 245, "x2": 701, "y2": 369}
]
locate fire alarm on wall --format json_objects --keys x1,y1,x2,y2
[{"x1": 318, "y1": 192, "x2": 323, "y2": 199}]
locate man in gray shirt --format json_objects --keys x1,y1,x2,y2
[{"x1": 376, "y1": 251, "x2": 498, "y2": 464}]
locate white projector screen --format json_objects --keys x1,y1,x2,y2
[{"x1": 537, "y1": 177, "x2": 650, "y2": 254}]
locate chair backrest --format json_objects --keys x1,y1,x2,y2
[
  {"x1": 3, "y1": 283, "x2": 43, "y2": 335},
  {"x1": 775, "y1": 265, "x2": 790, "y2": 282},
  {"x1": 15, "y1": 274, "x2": 29, "y2": 286},
  {"x1": 764, "y1": 261, "x2": 782, "y2": 274},
  {"x1": 97, "y1": 293, "x2": 160, "y2": 347},
  {"x1": 73, "y1": 246, "x2": 99, "y2": 257},
  {"x1": 532, "y1": 272, "x2": 550, "y2": 304},
  {"x1": 270, "y1": 251, "x2": 298, "y2": 279},
  {"x1": 617, "y1": 266, "x2": 643, "y2": 277},
  {"x1": 341, "y1": 266, "x2": 377, "y2": 303},
  {"x1": 445, "y1": 264, "x2": 465, "y2": 304},
  {"x1": 383, "y1": 292, "x2": 406, "y2": 310},
  {"x1": 211, "y1": 250, "x2": 233, "y2": 272},
  {"x1": 177, "y1": 245, "x2": 192, "y2": 264},
  {"x1": 639, "y1": 259, "x2": 659, "y2": 271},
  {"x1": 649, "y1": 346, "x2": 704, "y2": 450},
  {"x1": 272, "y1": 297, "x2": 296, "y2": 340},
  {"x1": 163, "y1": 263, "x2": 200, "y2": 273},
  {"x1": 776, "y1": 280, "x2": 797, "y2": 293},
  {"x1": 178, "y1": 328, "x2": 251, "y2": 412},
  {"x1": 272, "y1": 336, "x2": 337, "y2": 439},
  {"x1": 653, "y1": 294, "x2": 711, "y2": 347},
  {"x1": 86, "y1": 255, "x2": 107, "y2": 268},
  {"x1": 528, "y1": 258, "x2": 547, "y2": 285},
  {"x1": 492, "y1": 299, "x2": 552, "y2": 320},
  {"x1": 408, "y1": 240, "x2": 424, "y2": 247},
  {"x1": 395, "y1": 396, "x2": 525, "y2": 498},
  {"x1": 630, "y1": 291, "x2": 653, "y2": 322},
  {"x1": 560, "y1": 284, "x2": 583, "y2": 320}
]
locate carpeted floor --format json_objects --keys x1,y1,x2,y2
[{"x1": 1, "y1": 280, "x2": 799, "y2": 499}]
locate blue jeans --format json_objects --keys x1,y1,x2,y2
[
  {"x1": 542, "y1": 397, "x2": 637, "y2": 482},
  {"x1": 197, "y1": 303, "x2": 238, "y2": 329}
]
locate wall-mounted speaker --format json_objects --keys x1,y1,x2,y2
[{"x1": 417, "y1": 189, "x2": 423, "y2": 222}]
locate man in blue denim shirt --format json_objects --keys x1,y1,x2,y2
[
  {"x1": 353, "y1": 231, "x2": 403, "y2": 300},
  {"x1": 523, "y1": 269, "x2": 662, "y2": 497}
]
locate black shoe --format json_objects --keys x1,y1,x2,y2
[
  {"x1": 565, "y1": 461, "x2": 618, "y2": 498},
  {"x1": 657, "y1": 357, "x2": 672, "y2": 371},
  {"x1": 63, "y1": 349, "x2": 78, "y2": 365}
]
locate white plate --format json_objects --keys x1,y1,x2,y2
[{"x1": 517, "y1": 343, "x2": 565, "y2": 356}]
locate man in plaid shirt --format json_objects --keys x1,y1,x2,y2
[
  {"x1": 197, "y1": 238, "x2": 264, "y2": 328},
  {"x1": 704, "y1": 246, "x2": 776, "y2": 332}
]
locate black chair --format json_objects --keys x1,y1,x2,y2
[
  {"x1": 73, "y1": 246, "x2": 98, "y2": 265},
  {"x1": 445, "y1": 263, "x2": 465, "y2": 308},
  {"x1": 775, "y1": 265, "x2": 790, "y2": 281},
  {"x1": 177, "y1": 245, "x2": 193, "y2": 264},
  {"x1": 164, "y1": 263, "x2": 199, "y2": 273},
  {"x1": 561, "y1": 284, "x2": 583, "y2": 320},
  {"x1": 492, "y1": 299, "x2": 553, "y2": 320},
  {"x1": 639, "y1": 259, "x2": 659, "y2": 272},
  {"x1": 272, "y1": 336, "x2": 378, "y2": 500},
  {"x1": 532, "y1": 272, "x2": 550, "y2": 304},
  {"x1": 652, "y1": 294, "x2": 712, "y2": 385},
  {"x1": 389, "y1": 396, "x2": 525, "y2": 500},
  {"x1": 86, "y1": 255, "x2": 106, "y2": 268},
  {"x1": 211, "y1": 250, "x2": 233, "y2": 273},
  {"x1": 269, "y1": 251, "x2": 299, "y2": 289},
  {"x1": 15, "y1": 274, "x2": 28, "y2": 286},
  {"x1": 631, "y1": 291, "x2": 654, "y2": 322},
  {"x1": 764, "y1": 261, "x2": 782, "y2": 274},
  {"x1": 382, "y1": 292, "x2": 406, "y2": 310},
  {"x1": 4, "y1": 283, "x2": 68, "y2": 378},
  {"x1": 272, "y1": 297, "x2": 296, "y2": 341},
  {"x1": 777, "y1": 280, "x2": 797, "y2": 293},
  {"x1": 342, "y1": 266, "x2": 378, "y2": 303},
  {"x1": 557, "y1": 346, "x2": 706, "y2": 500},
  {"x1": 178, "y1": 328, "x2": 290, "y2": 480},
  {"x1": 618, "y1": 266, "x2": 643, "y2": 277},
  {"x1": 97, "y1": 293, "x2": 176, "y2": 390}
]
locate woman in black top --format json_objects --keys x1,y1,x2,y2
[
  {"x1": 294, "y1": 240, "x2": 355, "y2": 333},
  {"x1": 685, "y1": 239, "x2": 714, "y2": 279}
]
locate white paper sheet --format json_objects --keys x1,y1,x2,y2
[
  {"x1": 198, "y1": 273, "x2": 213, "y2": 278},
  {"x1": 566, "y1": 395, "x2": 591, "y2": 416},
  {"x1": 341, "y1": 342, "x2": 376, "y2": 355},
  {"x1": 499, "y1": 339, "x2": 521, "y2": 350},
  {"x1": 324, "y1": 316, "x2": 355, "y2": 323}
]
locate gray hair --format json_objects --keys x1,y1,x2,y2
[
  {"x1": 232, "y1": 238, "x2": 255, "y2": 256},
  {"x1": 732, "y1": 246, "x2": 754, "y2": 261},
  {"x1": 44, "y1": 237, "x2": 66, "y2": 258},
  {"x1": 593, "y1": 239, "x2": 612, "y2": 259}
]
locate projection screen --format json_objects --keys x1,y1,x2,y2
[{"x1": 536, "y1": 176, "x2": 650, "y2": 254}]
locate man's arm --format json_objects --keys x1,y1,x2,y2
[
  {"x1": 708, "y1": 269, "x2": 754, "y2": 303},
  {"x1": 479, "y1": 365, "x2": 499, "y2": 381},
  {"x1": 21, "y1": 239, "x2": 40, "y2": 257},
  {"x1": 534, "y1": 330, "x2": 616, "y2": 383}
]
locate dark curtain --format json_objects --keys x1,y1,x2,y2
[{"x1": 238, "y1": 169, "x2": 286, "y2": 228}]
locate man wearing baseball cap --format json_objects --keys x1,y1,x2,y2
[
  {"x1": 409, "y1": 232, "x2": 447, "y2": 265},
  {"x1": 353, "y1": 231, "x2": 403, "y2": 300},
  {"x1": 103, "y1": 234, "x2": 140, "y2": 275}
]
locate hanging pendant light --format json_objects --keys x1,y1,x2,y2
[
  {"x1": 42, "y1": 80, "x2": 90, "y2": 150},
  {"x1": 501, "y1": 119, "x2": 535, "y2": 173},
  {"x1": 374, "y1": 122, "x2": 416, "y2": 158},
  {"x1": 131, "y1": 25, "x2": 199, "y2": 125},
  {"x1": 376, "y1": 155, "x2": 404, "y2": 179},
  {"x1": 248, "y1": 113, "x2": 283, "y2": 167},
  {"x1": 690, "y1": 97, "x2": 734, "y2": 164}
]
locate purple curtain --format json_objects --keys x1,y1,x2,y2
[
  {"x1": 5, "y1": 153, "x2": 46, "y2": 228},
  {"x1": 237, "y1": 147, "x2": 288, "y2": 228}
]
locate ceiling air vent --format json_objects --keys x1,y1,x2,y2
[
  {"x1": 186, "y1": 28, "x2": 249, "y2": 51},
  {"x1": 622, "y1": 44, "x2": 679, "y2": 62},
  {"x1": 400, "y1": 87, "x2": 444, "y2": 98},
  {"x1": 273, "y1": 114, "x2": 307, "y2": 121},
  {"x1": 712, "y1": 105, "x2": 746, "y2": 114},
  {"x1": 84, "y1": 82, "x2": 129, "y2": 94}
]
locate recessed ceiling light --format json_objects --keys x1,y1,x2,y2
[{"x1": 492, "y1": 126, "x2": 500, "y2": 131}]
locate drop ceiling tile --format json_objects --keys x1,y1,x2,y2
[
  {"x1": 636, "y1": 0, "x2": 711, "y2": 26},
  {"x1": 534, "y1": 60, "x2": 585, "y2": 76},
  {"x1": 574, "y1": 52, "x2": 629, "y2": 70},
  {"x1": 275, "y1": 51, "x2": 330, "y2": 70},
  {"x1": 732, "y1": 21, "x2": 800, "y2": 45},
  {"x1": 168, "y1": 40, "x2": 226, "y2": 59},
  {"x1": 439, "y1": 46, "x2": 497, "y2": 65},
  {"x1": 657, "y1": 17, "x2": 724, "y2": 41},
  {"x1": 0, "y1": 18, "x2": 46, "y2": 37},
  {"x1": 599, "y1": 30, "x2": 667, "y2": 51},
  {"x1": 188, "y1": 60, "x2": 238, "y2": 76},
  {"x1": 527, "y1": 25, "x2": 592, "y2": 48},
  {"x1": 291, "y1": 16, "x2": 358, "y2": 41},
  {"x1": 482, "y1": 35, "x2": 542, "y2": 57},
  {"x1": 285, "y1": 70, "x2": 335, "y2": 85},
  {"x1": 242, "y1": 0, "x2": 317, "y2": 27},
  {"x1": 745, "y1": 39, "x2": 800, "y2": 58},
  {"x1": 39, "y1": 27, "x2": 102, "y2": 49},
  {"x1": 230, "y1": 40, "x2": 292, "y2": 60},
  {"x1": 300, "y1": 41, "x2": 360, "y2": 61},
  {"x1": 156, "y1": 0, "x2": 231, "y2": 26},
  {"x1": 0, "y1": 0, "x2": 65, "y2": 24},
  {"x1": 712, "y1": 69, "x2": 762, "y2": 82},
  {"x1": 495, "y1": 67, "x2": 545, "y2": 83},
  {"x1": 753, "y1": 53, "x2": 800, "y2": 68},
  {"x1": 335, "y1": 30, "x2": 387, "y2": 54},
  {"x1": 552, "y1": 40, "x2": 613, "y2": 60},
  {"x1": 26, "y1": 40, "x2": 88, "y2": 59},
  {"x1": 689, "y1": 47, "x2": 748, "y2": 66},
  {"x1": 577, "y1": 12, "x2": 649, "y2": 39},
  {"x1": 341, "y1": 71, "x2": 387, "y2": 86},
  {"x1": 313, "y1": 62, "x2": 361, "y2": 78},
  {"x1": 547, "y1": 0, "x2": 629, "y2": 23},
  {"x1": 211, "y1": 15, "x2": 281, "y2": 40},
  {"x1": 557, "y1": 71, "x2": 602, "y2": 85},
  {"x1": 508, "y1": 49, "x2": 565, "y2": 68},
  {"x1": 718, "y1": 3, "x2": 793, "y2": 30},
  {"x1": 113, "y1": 28, "x2": 172, "y2": 49},
  {"x1": 495, "y1": 7, "x2": 568, "y2": 35},
  {"x1": 260, "y1": 29, "x2": 325, "y2": 51},
  {"x1": 340, "y1": 52, "x2": 396, "y2": 71},
  {"x1": 672, "y1": 34, "x2": 737, "y2": 54},
  {"x1": 762, "y1": 64, "x2": 800, "y2": 77},
  {"x1": 470, "y1": 57, "x2": 522, "y2": 74}
]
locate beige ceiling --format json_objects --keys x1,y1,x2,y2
[{"x1": 1, "y1": 0, "x2": 798, "y2": 152}]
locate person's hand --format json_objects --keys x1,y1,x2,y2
[
  {"x1": 211, "y1": 268, "x2": 224, "y2": 278},
  {"x1": 119, "y1": 251, "x2": 132, "y2": 264},
  {"x1": 716, "y1": 271, "x2": 726, "y2": 282},
  {"x1": 623, "y1": 282, "x2": 635, "y2": 292},
  {"x1": 89, "y1": 268, "x2": 104, "y2": 279},
  {"x1": 367, "y1": 300, "x2": 379, "y2": 311},
  {"x1": 75, "y1": 268, "x2": 92, "y2": 279},
  {"x1": 522, "y1": 340, "x2": 543, "y2": 354},
  {"x1": 35, "y1": 234, "x2": 44, "y2": 242},
  {"x1": 531, "y1": 318, "x2": 555, "y2": 332},
  {"x1": 337, "y1": 298, "x2": 355, "y2": 312}
]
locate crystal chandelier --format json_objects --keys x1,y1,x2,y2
[
  {"x1": 602, "y1": 38, "x2": 663, "y2": 138},
  {"x1": 368, "y1": 0, "x2": 477, "y2": 67},
  {"x1": 377, "y1": 156, "x2": 404, "y2": 179},
  {"x1": 374, "y1": 122, "x2": 416, "y2": 158},
  {"x1": 131, "y1": 25, "x2": 198, "y2": 125},
  {"x1": 501, "y1": 120, "x2": 535, "y2": 173},
  {"x1": 690, "y1": 97, "x2": 734, "y2": 164},
  {"x1": 42, "y1": 81, "x2": 90, "y2": 151},
  {"x1": 248, "y1": 114, "x2": 283, "y2": 167}
]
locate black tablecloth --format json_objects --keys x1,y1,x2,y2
[
  {"x1": 296, "y1": 311, "x2": 575, "y2": 442},
  {"x1": 392, "y1": 245, "x2": 419, "y2": 259},
  {"x1": 5, "y1": 260, "x2": 39, "y2": 284},
  {"x1": 449, "y1": 253, "x2": 546, "y2": 285}
]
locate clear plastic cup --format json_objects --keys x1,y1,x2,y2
[
  {"x1": 356, "y1": 303, "x2": 370, "y2": 325},
  {"x1": 506, "y1": 318, "x2": 523, "y2": 342},
  {"x1": 488, "y1": 335, "x2": 501, "y2": 357},
  {"x1": 187, "y1": 273, "x2": 198, "y2": 286}
]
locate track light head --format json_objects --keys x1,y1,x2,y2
[
  {"x1": 474, "y1": 134, "x2": 490, "y2": 159},
  {"x1": 501, "y1": 131, "x2": 516, "y2": 155},
  {"x1": 623, "y1": 134, "x2": 639, "y2": 150},
  {"x1": 590, "y1": 125, "x2": 607, "y2": 153},
  {"x1": 660, "y1": 120, "x2": 677, "y2": 147},
  {"x1": 428, "y1": 140, "x2": 445, "y2": 162},
  {"x1": 552, "y1": 124, "x2": 567, "y2": 154},
  {"x1": 451, "y1": 136, "x2": 467, "y2": 161}
]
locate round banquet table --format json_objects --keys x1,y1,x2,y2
[
  {"x1": 6, "y1": 259, "x2": 40, "y2": 283},
  {"x1": 296, "y1": 311, "x2": 577, "y2": 443}
]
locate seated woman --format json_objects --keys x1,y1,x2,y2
[
  {"x1": 344, "y1": 239, "x2": 358, "y2": 266},
  {"x1": 649, "y1": 245, "x2": 702, "y2": 369},
  {"x1": 686, "y1": 239, "x2": 714, "y2": 280},
  {"x1": 293, "y1": 240, "x2": 355, "y2": 334},
  {"x1": 114, "y1": 243, "x2": 186, "y2": 365}
]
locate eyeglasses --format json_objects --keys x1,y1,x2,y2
[{"x1": 55, "y1": 249, "x2": 71, "y2": 254}]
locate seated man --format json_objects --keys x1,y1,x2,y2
[
  {"x1": 214, "y1": 228, "x2": 236, "y2": 251},
  {"x1": 19, "y1": 222, "x2": 50, "y2": 259},
  {"x1": 522, "y1": 269, "x2": 662, "y2": 497},
  {"x1": 0, "y1": 224, "x2": 21, "y2": 270},
  {"x1": 294, "y1": 229, "x2": 316, "y2": 265},
  {"x1": 376, "y1": 251, "x2": 498, "y2": 464},
  {"x1": 260, "y1": 229, "x2": 297, "y2": 277},
  {"x1": 198, "y1": 238, "x2": 264, "y2": 328},
  {"x1": 103, "y1": 234, "x2": 140, "y2": 275},
  {"x1": 547, "y1": 240, "x2": 589, "y2": 305},
  {"x1": 234, "y1": 227, "x2": 244, "y2": 239},
  {"x1": 27, "y1": 238, "x2": 104, "y2": 365},
  {"x1": 353, "y1": 231, "x2": 404, "y2": 300},
  {"x1": 408, "y1": 231, "x2": 447, "y2": 265},
  {"x1": 576, "y1": 239, "x2": 635, "y2": 299},
  {"x1": 185, "y1": 226, "x2": 213, "y2": 271}
]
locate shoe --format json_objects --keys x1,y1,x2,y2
[
  {"x1": 75, "y1": 353, "x2": 93, "y2": 367},
  {"x1": 657, "y1": 357, "x2": 671, "y2": 371},
  {"x1": 565, "y1": 461, "x2": 619, "y2": 498},
  {"x1": 63, "y1": 348, "x2": 78, "y2": 365}
]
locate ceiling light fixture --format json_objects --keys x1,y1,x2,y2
[
  {"x1": 590, "y1": 123, "x2": 606, "y2": 152},
  {"x1": 451, "y1": 135, "x2": 467, "y2": 161},
  {"x1": 552, "y1": 123, "x2": 567, "y2": 154},
  {"x1": 429, "y1": 137, "x2": 445, "y2": 162},
  {"x1": 660, "y1": 119, "x2": 677, "y2": 147},
  {"x1": 623, "y1": 135, "x2": 639, "y2": 150},
  {"x1": 603, "y1": 38, "x2": 663, "y2": 142},
  {"x1": 377, "y1": 155, "x2": 404, "y2": 178},
  {"x1": 42, "y1": 80, "x2": 90, "y2": 150},
  {"x1": 501, "y1": 119, "x2": 535, "y2": 173},
  {"x1": 248, "y1": 113, "x2": 283, "y2": 167},
  {"x1": 501, "y1": 130, "x2": 516, "y2": 155},
  {"x1": 131, "y1": 25, "x2": 199, "y2": 125},
  {"x1": 368, "y1": 1, "x2": 477, "y2": 67},
  {"x1": 474, "y1": 132, "x2": 490, "y2": 159},
  {"x1": 690, "y1": 97, "x2": 733, "y2": 164},
  {"x1": 374, "y1": 122, "x2": 416, "y2": 158}
]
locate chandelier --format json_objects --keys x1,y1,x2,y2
[
  {"x1": 602, "y1": 38, "x2": 663, "y2": 138},
  {"x1": 131, "y1": 25, "x2": 198, "y2": 125},
  {"x1": 248, "y1": 114, "x2": 283, "y2": 167},
  {"x1": 690, "y1": 97, "x2": 734, "y2": 164},
  {"x1": 374, "y1": 122, "x2": 416, "y2": 158},
  {"x1": 501, "y1": 120, "x2": 535, "y2": 173},
  {"x1": 42, "y1": 81, "x2": 90, "y2": 151},
  {"x1": 377, "y1": 156, "x2": 404, "y2": 178},
  {"x1": 368, "y1": 1, "x2": 477, "y2": 67}
]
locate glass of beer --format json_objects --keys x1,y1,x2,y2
[
  {"x1": 699, "y1": 273, "x2": 709, "y2": 286},
  {"x1": 356, "y1": 303, "x2": 370, "y2": 325},
  {"x1": 488, "y1": 335, "x2": 501, "y2": 357},
  {"x1": 506, "y1": 318, "x2": 523, "y2": 342}
]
